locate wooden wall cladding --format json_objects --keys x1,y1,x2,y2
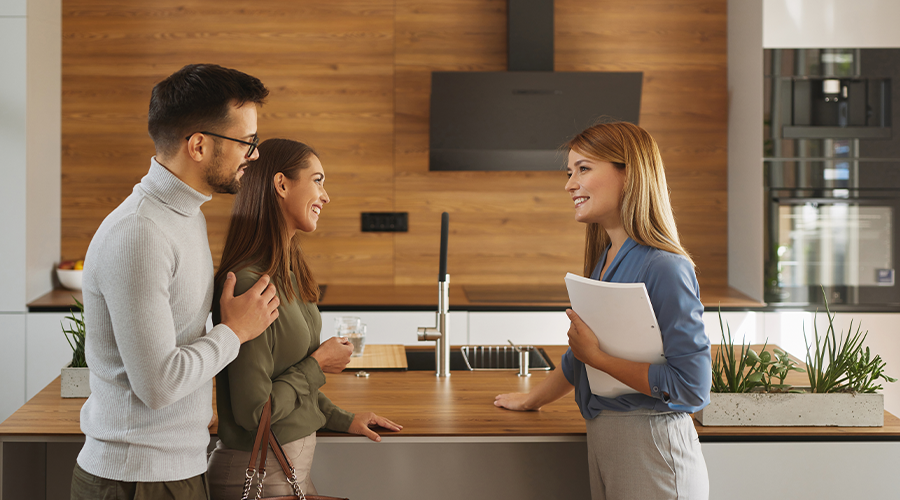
[{"x1": 61, "y1": 0, "x2": 727, "y2": 287}]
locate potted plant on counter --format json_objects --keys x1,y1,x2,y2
[
  {"x1": 61, "y1": 297, "x2": 90, "y2": 398},
  {"x1": 697, "y1": 293, "x2": 895, "y2": 427}
]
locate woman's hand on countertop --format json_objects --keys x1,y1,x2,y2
[
  {"x1": 310, "y1": 337, "x2": 353, "y2": 373},
  {"x1": 494, "y1": 393, "x2": 535, "y2": 411},
  {"x1": 495, "y1": 368, "x2": 574, "y2": 412},
  {"x1": 347, "y1": 412, "x2": 403, "y2": 442}
]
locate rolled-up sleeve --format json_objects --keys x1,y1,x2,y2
[
  {"x1": 644, "y1": 253, "x2": 711, "y2": 411},
  {"x1": 560, "y1": 348, "x2": 576, "y2": 385}
]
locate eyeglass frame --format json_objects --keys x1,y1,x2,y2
[{"x1": 185, "y1": 131, "x2": 260, "y2": 157}]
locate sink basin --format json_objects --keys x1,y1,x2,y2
[
  {"x1": 405, "y1": 350, "x2": 471, "y2": 371},
  {"x1": 461, "y1": 346, "x2": 555, "y2": 371},
  {"x1": 404, "y1": 346, "x2": 555, "y2": 371}
]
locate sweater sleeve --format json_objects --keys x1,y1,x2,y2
[
  {"x1": 644, "y1": 253, "x2": 712, "y2": 411},
  {"x1": 100, "y1": 215, "x2": 239, "y2": 410},
  {"x1": 221, "y1": 272, "x2": 329, "y2": 431}
]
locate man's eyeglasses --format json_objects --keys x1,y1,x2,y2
[{"x1": 186, "y1": 131, "x2": 259, "y2": 157}]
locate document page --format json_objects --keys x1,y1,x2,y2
[{"x1": 564, "y1": 273, "x2": 666, "y2": 398}]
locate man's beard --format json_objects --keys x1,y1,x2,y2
[{"x1": 204, "y1": 143, "x2": 244, "y2": 195}]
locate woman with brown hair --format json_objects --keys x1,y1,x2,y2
[
  {"x1": 208, "y1": 138, "x2": 401, "y2": 499},
  {"x1": 495, "y1": 122, "x2": 711, "y2": 499}
]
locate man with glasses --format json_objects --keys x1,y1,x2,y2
[{"x1": 72, "y1": 64, "x2": 279, "y2": 500}]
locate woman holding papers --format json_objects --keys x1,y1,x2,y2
[{"x1": 495, "y1": 122, "x2": 711, "y2": 500}]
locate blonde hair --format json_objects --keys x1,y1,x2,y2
[{"x1": 566, "y1": 122, "x2": 694, "y2": 276}]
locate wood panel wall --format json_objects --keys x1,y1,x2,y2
[{"x1": 61, "y1": 0, "x2": 727, "y2": 287}]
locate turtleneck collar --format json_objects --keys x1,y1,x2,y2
[{"x1": 138, "y1": 158, "x2": 212, "y2": 217}]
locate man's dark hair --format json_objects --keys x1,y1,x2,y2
[{"x1": 148, "y1": 64, "x2": 269, "y2": 157}]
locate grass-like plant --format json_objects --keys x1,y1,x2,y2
[
  {"x1": 710, "y1": 309, "x2": 805, "y2": 393},
  {"x1": 804, "y1": 289, "x2": 896, "y2": 393},
  {"x1": 62, "y1": 297, "x2": 87, "y2": 368},
  {"x1": 712, "y1": 308, "x2": 805, "y2": 394}
]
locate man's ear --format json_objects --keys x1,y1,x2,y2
[
  {"x1": 185, "y1": 134, "x2": 208, "y2": 162},
  {"x1": 274, "y1": 172, "x2": 288, "y2": 199}
]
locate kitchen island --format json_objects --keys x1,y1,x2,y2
[
  {"x1": 27, "y1": 283, "x2": 763, "y2": 312},
  {"x1": 2, "y1": 346, "x2": 899, "y2": 499}
]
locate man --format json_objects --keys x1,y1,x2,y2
[{"x1": 71, "y1": 64, "x2": 279, "y2": 500}]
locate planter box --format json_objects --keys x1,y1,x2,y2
[
  {"x1": 696, "y1": 391, "x2": 884, "y2": 427},
  {"x1": 61, "y1": 363, "x2": 91, "y2": 398}
]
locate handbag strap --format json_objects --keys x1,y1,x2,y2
[
  {"x1": 244, "y1": 397, "x2": 307, "y2": 500},
  {"x1": 244, "y1": 399, "x2": 273, "y2": 500}
]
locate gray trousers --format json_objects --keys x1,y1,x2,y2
[{"x1": 586, "y1": 409, "x2": 709, "y2": 500}]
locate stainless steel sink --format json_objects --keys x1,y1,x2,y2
[
  {"x1": 404, "y1": 346, "x2": 555, "y2": 371},
  {"x1": 405, "y1": 350, "x2": 471, "y2": 371},
  {"x1": 461, "y1": 345, "x2": 554, "y2": 371}
]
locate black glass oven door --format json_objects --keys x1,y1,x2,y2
[{"x1": 766, "y1": 193, "x2": 898, "y2": 307}]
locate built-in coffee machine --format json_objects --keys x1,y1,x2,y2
[{"x1": 764, "y1": 49, "x2": 900, "y2": 309}]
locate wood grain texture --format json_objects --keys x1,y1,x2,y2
[
  {"x1": 28, "y1": 282, "x2": 764, "y2": 310},
  {"x1": 4, "y1": 346, "x2": 898, "y2": 439},
  {"x1": 345, "y1": 344, "x2": 408, "y2": 370},
  {"x1": 61, "y1": 0, "x2": 728, "y2": 290}
]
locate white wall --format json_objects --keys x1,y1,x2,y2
[
  {"x1": 0, "y1": 0, "x2": 62, "y2": 424},
  {"x1": 25, "y1": 0, "x2": 61, "y2": 303},
  {"x1": 764, "y1": 0, "x2": 900, "y2": 48},
  {"x1": 727, "y1": 0, "x2": 765, "y2": 301},
  {"x1": 0, "y1": 315, "x2": 26, "y2": 423},
  {"x1": 0, "y1": 16, "x2": 28, "y2": 313}
]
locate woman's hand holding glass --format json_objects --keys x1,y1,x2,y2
[{"x1": 310, "y1": 336, "x2": 353, "y2": 373}]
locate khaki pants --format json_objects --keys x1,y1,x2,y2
[
  {"x1": 207, "y1": 434, "x2": 317, "y2": 500},
  {"x1": 586, "y1": 409, "x2": 709, "y2": 500},
  {"x1": 70, "y1": 463, "x2": 209, "y2": 500}
]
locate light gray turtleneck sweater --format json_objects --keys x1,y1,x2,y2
[{"x1": 77, "y1": 158, "x2": 241, "y2": 482}]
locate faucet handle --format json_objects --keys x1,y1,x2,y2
[
  {"x1": 418, "y1": 327, "x2": 441, "y2": 341},
  {"x1": 508, "y1": 339, "x2": 526, "y2": 352}
]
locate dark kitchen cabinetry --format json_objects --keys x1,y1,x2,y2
[{"x1": 764, "y1": 49, "x2": 900, "y2": 309}]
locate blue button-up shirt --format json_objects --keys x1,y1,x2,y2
[{"x1": 561, "y1": 238, "x2": 711, "y2": 418}]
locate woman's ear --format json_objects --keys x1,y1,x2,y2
[{"x1": 274, "y1": 172, "x2": 289, "y2": 199}]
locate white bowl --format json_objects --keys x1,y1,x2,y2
[{"x1": 57, "y1": 269, "x2": 83, "y2": 290}]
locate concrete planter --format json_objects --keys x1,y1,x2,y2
[
  {"x1": 696, "y1": 391, "x2": 884, "y2": 427},
  {"x1": 61, "y1": 362, "x2": 91, "y2": 398}
]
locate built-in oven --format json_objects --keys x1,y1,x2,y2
[
  {"x1": 764, "y1": 48, "x2": 900, "y2": 308},
  {"x1": 766, "y1": 166, "x2": 898, "y2": 307}
]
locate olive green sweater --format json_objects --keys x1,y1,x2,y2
[{"x1": 212, "y1": 266, "x2": 354, "y2": 451}]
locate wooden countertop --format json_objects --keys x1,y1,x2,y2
[
  {"x1": 2, "y1": 347, "x2": 898, "y2": 441},
  {"x1": 27, "y1": 283, "x2": 763, "y2": 312}
]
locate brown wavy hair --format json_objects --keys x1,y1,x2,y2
[
  {"x1": 566, "y1": 122, "x2": 694, "y2": 277},
  {"x1": 215, "y1": 138, "x2": 320, "y2": 303}
]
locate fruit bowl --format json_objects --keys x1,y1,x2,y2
[{"x1": 57, "y1": 269, "x2": 83, "y2": 290}]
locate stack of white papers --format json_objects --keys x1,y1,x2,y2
[{"x1": 564, "y1": 273, "x2": 666, "y2": 398}]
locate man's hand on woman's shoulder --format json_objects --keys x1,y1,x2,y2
[{"x1": 218, "y1": 272, "x2": 280, "y2": 344}]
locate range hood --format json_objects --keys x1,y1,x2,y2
[{"x1": 429, "y1": 0, "x2": 643, "y2": 171}]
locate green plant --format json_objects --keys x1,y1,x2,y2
[
  {"x1": 62, "y1": 297, "x2": 86, "y2": 368},
  {"x1": 710, "y1": 310, "x2": 764, "y2": 393},
  {"x1": 710, "y1": 309, "x2": 804, "y2": 393},
  {"x1": 803, "y1": 290, "x2": 896, "y2": 393},
  {"x1": 749, "y1": 347, "x2": 806, "y2": 393}
]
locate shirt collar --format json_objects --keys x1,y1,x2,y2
[
  {"x1": 138, "y1": 158, "x2": 212, "y2": 217},
  {"x1": 592, "y1": 237, "x2": 639, "y2": 281}
]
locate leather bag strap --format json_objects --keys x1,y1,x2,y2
[{"x1": 244, "y1": 398, "x2": 274, "y2": 500}]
